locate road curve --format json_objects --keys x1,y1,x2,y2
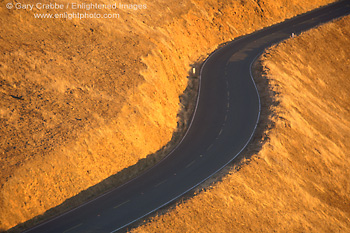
[{"x1": 24, "y1": 1, "x2": 350, "y2": 233}]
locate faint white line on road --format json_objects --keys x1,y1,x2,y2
[
  {"x1": 63, "y1": 223, "x2": 83, "y2": 233},
  {"x1": 113, "y1": 200, "x2": 130, "y2": 209},
  {"x1": 206, "y1": 144, "x2": 214, "y2": 151},
  {"x1": 185, "y1": 160, "x2": 196, "y2": 168},
  {"x1": 224, "y1": 114, "x2": 228, "y2": 122},
  {"x1": 154, "y1": 180, "x2": 167, "y2": 187},
  {"x1": 218, "y1": 128, "x2": 223, "y2": 136},
  {"x1": 227, "y1": 102, "x2": 230, "y2": 108}
]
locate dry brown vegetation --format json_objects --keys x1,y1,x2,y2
[
  {"x1": 0, "y1": 0, "x2": 336, "y2": 231},
  {"x1": 131, "y1": 15, "x2": 350, "y2": 232}
]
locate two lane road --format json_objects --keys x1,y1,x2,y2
[{"x1": 25, "y1": 1, "x2": 350, "y2": 232}]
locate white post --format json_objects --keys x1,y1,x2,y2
[{"x1": 192, "y1": 67, "x2": 196, "y2": 75}]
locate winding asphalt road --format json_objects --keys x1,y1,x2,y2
[{"x1": 24, "y1": 1, "x2": 350, "y2": 232}]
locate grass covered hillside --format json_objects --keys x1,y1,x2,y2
[
  {"x1": 0, "y1": 0, "x2": 336, "y2": 231},
  {"x1": 132, "y1": 15, "x2": 350, "y2": 233}
]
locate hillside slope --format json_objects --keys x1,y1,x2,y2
[
  {"x1": 132, "y1": 15, "x2": 350, "y2": 232},
  {"x1": 0, "y1": 0, "x2": 335, "y2": 230}
]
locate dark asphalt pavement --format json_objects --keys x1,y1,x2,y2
[{"x1": 24, "y1": 1, "x2": 350, "y2": 232}]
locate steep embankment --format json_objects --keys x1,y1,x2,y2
[
  {"x1": 132, "y1": 15, "x2": 350, "y2": 232},
  {"x1": 0, "y1": 0, "x2": 335, "y2": 230}
]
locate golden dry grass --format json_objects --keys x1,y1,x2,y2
[
  {"x1": 131, "y1": 15, "x2": 350, "y2": 232},
  {"x1": 0, "y1": 0, "x2": 336, "y2": 231}
]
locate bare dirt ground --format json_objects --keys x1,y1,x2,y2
[
  {"x1": 131, "y1": 15, "x2": 350, "y2": 232},
  {"x1": 0, "y1": 0, "x2": 335, "y2": 231}
]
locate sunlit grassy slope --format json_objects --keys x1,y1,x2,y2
[
  {"x1": 132, "y1": 15, "x2": 350, "y2": 232},
  {"x1": 0, "y1": 0, "x2": 336, "y2": 230}
]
